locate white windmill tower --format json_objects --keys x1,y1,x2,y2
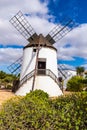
[{"x1": 8, "y1": 11, "x2": 76, "y2": 97}]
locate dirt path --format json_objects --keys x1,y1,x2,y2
[
  {"x1": 0, "y1": 89, "x2": 15, "y2": 106},
  {"x1": 0, "y1": 89, "x2": 72, "y2": 107}
]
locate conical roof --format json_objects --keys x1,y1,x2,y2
[{"x1": 24, "y1": 34, "x2": 57, "y2": 51}]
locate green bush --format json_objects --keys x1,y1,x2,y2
[
  {"x1": 6, "y1": 84, "x2": 12, "y2": 89},
  {"x1": 82, "y1": 78, "x2": 87, "y2": 84},
  {"x1": 50, "y1": 92, "x2": 87, "y2": 129},
  {"x1": 0, "y1": 71, "x2": 17, "y2": 90},
  {"x1": 0, "y1": 90, "x2": 87, "y2": 130},
  {"x1": 66, "y1": 76, "x2": 85, "y2": 92}
]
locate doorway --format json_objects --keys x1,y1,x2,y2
[{"x1": 37, "y1": 59, "x2": 46, "y2": 75}]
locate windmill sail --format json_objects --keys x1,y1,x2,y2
[
  {"x1": 58, "y1": 64, "x2": 72, "y2": 80},
  {"x1": 46, "y1": 17, "x2": 76, "y2": 44},
  {"x1": 8, "y1": 11, "x2": 38, "y2": 75},
  {"x1": 10, "y1": 11, "x2": 37, "y2": 42},
  {"x1": 45, "y1": 17, "x2": 76, "y2": 80},
  {"x1": 8, "y1": 57, "x2": 23, "y2": 75}
]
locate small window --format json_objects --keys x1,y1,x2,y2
[{"x1": 33, "y1": 48, "x2": 36, "y2": 52}]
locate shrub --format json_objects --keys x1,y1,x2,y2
[
  {"x1": 0, "y1": 71, "x2": 17, "y2": 90},
  {"x1": 82, "y1": 78, "x2": 87, "y2": 84},
  {"x1": 0, "y1": 90, "x2": 87, "y2": 130},
  {"x1": 50, "y1": 92, "x2": 87, "y2": 130},
  {"x1": 0, "y1": 90, "x2": 51, "y2": 130},
  {"x1": 6, "y1": 84, "x2": 12, "y2": 89},
  {"x1": 66, "y1": 76, "x2": 84, "y2": 92},
  {"x1": 26, "y1": 89, "x2": 49, "y2": 100}
]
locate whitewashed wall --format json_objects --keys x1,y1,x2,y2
[
  {"x1": 16, "y1": 46, "x2": 63, "y2": 97},
  {"x1": 20, "y1": 47, "x2": 58, "y2": 80},
  {"x1": 16, "y1": 76, "x2": 63, "y2": 97}
]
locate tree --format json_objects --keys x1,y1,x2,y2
[
  {"x1": 76, "y1": 66, "x2": 85, "y2": 76},
  {"x1": 0, "y1": 71, "x2": 6, "y2": 79},
  {"x1": 84, "y1": 71, "x2": 87, "y2": 78},
  {"x1": 66, "y1": 76, "x2": 84, "y2": 91},
  {"x1": 0, "y1": 71, "x2": 17, "y2": 89}
]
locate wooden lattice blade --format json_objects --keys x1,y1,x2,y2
[
  {"x1": 10, "y1": 11, "x2": 37, "y2": 42},
  {"x1": 46, "y1": 17, "x2": 77, "y2": 44},
  {"x1": 7, "y1": 57, "x2": 23, "y2": 76},
  {"x1": 58, "y1": 64, "x2": 72, "y2": 80}
]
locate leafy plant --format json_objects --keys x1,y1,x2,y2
[
  {"x1": 76, "y1": 66, "x2": 85, "y2": 76},
  {"x1": 0, "y1": 71, "x2": 17, "y2": 89},
  {"x1": 0, "y1": 90, "x2": 87, "y2": 130},
  {"x1": 66, "y1": 76, "x2": 85, "y2": 91}
]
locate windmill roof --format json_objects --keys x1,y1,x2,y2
[{"x1": 24, "y1": 34, "x2": 57, "y2": 51}]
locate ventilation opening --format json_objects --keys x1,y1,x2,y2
[{"x1": 33, "y1": 48, "x2": 36, "y2": 52}]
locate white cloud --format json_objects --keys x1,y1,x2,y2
[
  {"x1": 0, "y1": 0, "x2": 48, "y2": 18},
  {"x1": 82, "y1": 64, "x2": 87, "y2": 70},
  {"x1": 0, "y1": 0, "x2": 56, "y2": 72},
  {"x1": 26, "y1": 15, "x2": 55, "y2": 35},
  {"x1": 0, "y1": 0, "x2": 55, "y2": 45},
  {"x1": 22, "y1": 0, "x2": 48, "y2": 14},
  {"x1": 0, "y1": 0, "x2": 87, "y2": 72},
  {"x1": 0, "y1": 48, "x2": 23, "y2": 64},
  {"x1": 55, "y1": 24, "x2": 87, "y2": 61}
]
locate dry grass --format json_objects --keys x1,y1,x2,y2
[
  {"x1": 63, "y1": 91, "x2": 74, "y2": 95},
  {"x1": 0, "y1": 89, "x2": 73, "y2": 106},
  {"x1": 0, "y1": 89, "x2": 15, "y2": 106}
]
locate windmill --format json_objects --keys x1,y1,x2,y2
[{"x1": 8, "y1": 11, "x2": 76, "y2": 96}]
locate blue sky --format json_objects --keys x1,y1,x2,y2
[{"x1": 0, "y1": 0, "x2": 87, "y2": 74}]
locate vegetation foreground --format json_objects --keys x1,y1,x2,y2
[{"x1": 0, "y1": 90, "x2": 87, "y2": 130}]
